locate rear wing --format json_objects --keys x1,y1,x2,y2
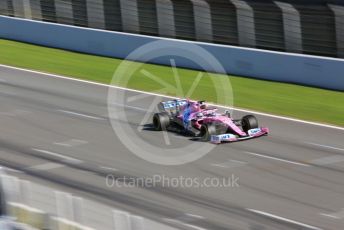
[{"x1": 157, "y1": 99, "x2": 188, "y2": 113}]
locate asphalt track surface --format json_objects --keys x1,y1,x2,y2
[{"x1": 0, "y1": 65, "x2": 344, "y2": 230}]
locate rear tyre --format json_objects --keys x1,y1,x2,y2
[
  {"x1": 153, "y1": 113, "x2": 170, "y2": 131},
  {"x1": 200, "y1": 123, "x2": 217, "y2": 141},
  {"x1": 241, "y1": 115, "x2": 258, "y2": 132}
]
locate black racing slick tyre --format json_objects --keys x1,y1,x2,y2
[
  {"x1": 153, "y1": 113, "x2": 170, "y2": 131},
  {"x1": 241, "y1": 115, "x2": 258, "y2": 132},
  {"x1": 200, "y1": 123, "x2": 217, "y2": 141}
]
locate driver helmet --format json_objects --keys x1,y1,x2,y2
[
  {"x1": 196, "y1": 112, "x2": 204, "y2": 119},
  {"x1": 199, "y1": 101, "x2": 206, "y2": 109}
]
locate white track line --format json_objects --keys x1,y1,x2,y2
[
  {"x1": 184, "y1": 213, "x2": 205, "y2": 219},
  {"x1": 247, "y1": 209, "x2": 323, "y2": 230},
  {"x1": 230, "y1": 159, "x2": 247, "y2": 164},
  {"x1": 28, "y1": 162, "x2": 64, "y2": 171},
  {"x1": 307, "y1": 142, "x2": 344, "y2": 152},
  {"x1": 100, "y1": 166, "x2": 118, "y2": 171},
  {"x1": 0, "y1": 166, "x2": 22, "y2": 174},
  {"x1": 320, "y1": 209, "x2": 344, "y2": 219},
  {"x1": 1, "y1": 64, "x2": 343, "y2": 131},
  {"x1": 211, "y1": 159, "x2": 247, "y2": 168},
  {"x1": 54, "y1": 139, "x2": 88, "y2": 147},
  {"x1": 320, "y1": 213, "x2": 341, "y2": 219},
  {"x1": 244, "y1": 151, "x2": 311, "y2": 167},
  {"x1": 32, "y1": 148, "x2": 83, "y2": 164},
  {"x1": 211, "y1": 163, "x2": 228, "y2": 168},
  {"x1": 57, "y1": 110, "x2": 105, "y2": 120}
]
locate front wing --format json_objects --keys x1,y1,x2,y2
[{"x1": 210, "y1": 127, "x2": 269, "y2": 144}]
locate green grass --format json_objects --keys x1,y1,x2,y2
[{"x1": 0, "y1": 39, "x2": 343, "y2": 127}]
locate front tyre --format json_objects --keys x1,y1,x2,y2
[
  {"x1": 153, "y1": 113, "x2": 170, "y2": 131},
  {"x1": 241, "y1": 115, "x2": 258, "y2": 132},
  {"x1": 200, "y1": 123, "x2": 217, "y2": 141}
]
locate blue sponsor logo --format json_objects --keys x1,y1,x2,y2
[
  {"x1": 220, "y1": 134, "x2": 236, "y2": 140},
  {"x1": 212, "y1": 134, "x2": 236, "y2": 142},
  {"x1": 248, "y1": 128, "x2": 261, "y2": 136},
  {"x1": 211, "y1": 135, "x2": 220, "y2": 142}
]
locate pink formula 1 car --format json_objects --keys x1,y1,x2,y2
[{"x1": 152, "y1": 99, "x2": 269, "y2": 144}]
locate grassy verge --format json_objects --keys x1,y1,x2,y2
[{"x1": 0, "y1": 39, "x2": 343, "y2": 127}]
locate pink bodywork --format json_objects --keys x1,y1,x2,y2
[
  {"x1": 177, "y1": 106, "x2": 247, "y2": 136},
  {"x1": 203, "y1": 115, "x2": 247, "y2": 136},
  {"x1": 168, "y1": 100, "x2": 269, "y2": 143}
]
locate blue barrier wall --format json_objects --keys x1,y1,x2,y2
[{"x1": 0, "y1": 16, "x2": 343, "y2": 91}]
